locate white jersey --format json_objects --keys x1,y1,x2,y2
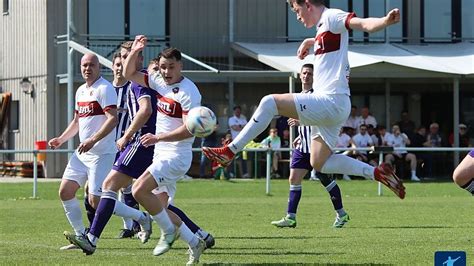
[
  {"x1": 75, "y1": 77, "x2": 118, "y2": 155},
  {"x1": 228, "y1": 115, "x2": 248, "y2": 140},
  {"x1": 336, "y1": 133, "x2": 351, "y2": 148},
  {"x1": 313, "y1": 8, "x2": 355, "y2": 95},
  {"x1": 385, "y1": 133, "x2": 408, "y2": 154},
  {"x1": 352, "y1": 133, "x2": 374, "y2": 154},
  {"x1": 145, "y1": 73, "x2": 201, "y2": 153}
]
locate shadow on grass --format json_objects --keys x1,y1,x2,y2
[
  {"x1": 204, "y1": 250, "x2": 345, "y2": 256},
  {"x1": 202, "y1": 263, "x2": 389, "y2": 266},
  {"x1": 371, "y1": 225, "x2": 452, "y2": 229},
  {"x1": 217, "y1": 236, "x2": 312, "y2": 240}
]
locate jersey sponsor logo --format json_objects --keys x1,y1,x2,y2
[
  {"x1": 315, "y1": 31, "x2": 341, "y2": 55},
  {"x1": 156, "y1": 94, "x2": 183, "y2": 118},
  {"x1": 77, "y1": 101, "x2": 105, "y2": 118}
]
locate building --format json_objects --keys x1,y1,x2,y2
[{"x1": 1, "y1": 0, "x2": 473, "y2": 177}]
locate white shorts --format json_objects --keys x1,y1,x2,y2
[
  {"x1": 147, "y1": 150, "x2": 192, "y2": 202},
  {"x1": 63, "y1": 151, "x2": 115, "y2": 196},
  {"x1": 293, "y1": 93, "x2": 351, "y2": 148}
]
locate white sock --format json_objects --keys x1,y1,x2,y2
[
  {"x1": 320, "y1": 154, "x2": 375, "y2": 180},
  {"x1": 179, "y1": 223, "x2": 199, "y2": 248},
  {"x1": 152, "y1": 209, "x2": 174, "y2": 235},
  {"x1": 61, "y1": 198, "x2": 85, "y2": 236},
  {"x1": 119, "y1": 190, "x2": 134, "y2": 230},
  {"x1": 196, "y1": 229, "x2": 209, "y2": 239},
  {"x1": 229, "y1": 95, "x2": 278, "y2": 153},
  {"x1": 411, "y1": 170, "x2": 417, "y2": 178},
  {"x1": 114, "y1": 200, "x2": 145, "y2": 222}
]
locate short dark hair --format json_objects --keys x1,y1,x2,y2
[
  {"x1": 288, "y1": 0, "x2": 325, "y2": 8},
  {"x1": 233, "y1": 105, "x2": 241, "y2": 111},
  {"x1": 158, "y1": 47, "x2": 182, "y2": 61},
  {"x1": 301, "y1": 63, "x2": 313, "y2": 70},
  {"x1": 360, "y1": 124, "x2": 368, "y2": 129},
  {"x1": 112, "y1": 52, "x2": 121, "y2": 62}
]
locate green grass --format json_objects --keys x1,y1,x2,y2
[{"x1": 0, "y1": 179, "x2": 473, "y2": 265}]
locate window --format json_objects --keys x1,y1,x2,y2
[
  {"x1": 130, "y1": 0, "x2": 166, "y2": 38},
  {"x1": 286, "y1": 4, "x2": 314, "y2": 41},
  {"x1": 3, "y1": 0, "x2": 9, "y2": 15},
  {"x1": 88, "y1": 0, "x2": 125, "y2": 36},
  {"x1": 462, "y1": 0, "x2": 474, "y2": 39},
  {"x1": 9, "y1": 100, "x2": 19, "y2": 131},
  {"x1": 423, "y1": 0, "x2": 452, "y2": 42}
]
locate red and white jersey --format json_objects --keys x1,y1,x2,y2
[
  {"x1": 145, "y1": 73, "x2": 201, "y2": 152},
  {"x1": 313, "y1": 8, "x2": 356, "y2": 95},
  {"x1": 75, "y1": 77, "x2": 118, "y2": 155}
]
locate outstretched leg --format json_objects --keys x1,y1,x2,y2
[{"x1": 453, "y1": 151, "x2": 474, "y2": 195}]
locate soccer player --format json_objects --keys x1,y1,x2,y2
[
  {"x1": 453, "y1": 151, "x2": 474, "y2": 195},
  {"x1": 204, "y1": 0, "x2": 405, "y2": 199},
  {"x1": 49, "y1": 53, "x2": 118, "y2": 248},
  {"x1": 271, "y1": 64, "x2": 349, "y2": 228}
]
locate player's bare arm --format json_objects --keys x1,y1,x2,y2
[
  {"x1": 297, "y1": 38, "x2": 315, "y2": 60},
  {"x1": 78, "y1": 108, "x2": 118, "y2": 154},
  {"x1": 48, "y1": 113, "x2": 79, "y2": 149},
  {"x1": 117, "y1": 97, "x2": 152, "y2": 151},
  {"x1": 349, "y1": 8, "x2": 400, "y2": 33},
  {"x1": 140, "y1": 114, "x2": 193, "y2": 147},
  {"x1": 123, "y1": 35, "x2": 148, "y2": 88}
]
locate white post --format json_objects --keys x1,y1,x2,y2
[
  {"x1": 67, "y1": 0, "x2": 74, "y2": 152},
  {"x1": 453, "y1": 78, "x2": 460, "y2": 166},
  {"x1": 33, "y1": 151, "x2": 38, "y2": 198},
  {"x1": 266, "y1": 150, "x2": 272, "y2": 195},
  {"x1": 378, "y1": 151, "x2": 383, "y2": 196}
]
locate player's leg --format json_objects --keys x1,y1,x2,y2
[
  {"x1": 385, "y1": 153, "x2": 395, "y2": 166},
  {"x1": 453, "y1": 151, "x2": 474, "y2": 195},
  {"x1": 316, "y1": 172, "x2": 349, "y2": 228},
  {"x1": 83, "y1": 182, "x2": 95, "y2": 227},
  {"x1": 406, "y1": 153, "x2": 420, "y2": 181},
  {"x1": 118, "y1": 182, "x2": 141, "y2": 238},
  {"x1": 203, "y1": 93, "x2": 298, "y2": 165}
]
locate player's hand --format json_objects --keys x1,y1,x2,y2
[
  {"x1": 384, "y1": 8, "x2": 400, "y2": 26},
  {"x1": 140, "y1": 133, "x2": 159, "y2": 147},
  {"x1": 293, "y1": 137, "x2": 301, "y2": 148},
  {"x1": 116, "y1": 136, "x2": 130, "y2": 151},
  {"x1": 297, "y1": 38, "x2": 314, "y2": 60},
  {"x1": 78, "y1": 138, "x2": 95, "y2": 154},
  {"x1": 48, "y1": 137, "x2": 63, "y2": 149},
  {"x1": 132, "y1": 35, "x2": 147, "y2": 52},
  {"x1": 288, "y1": 118, "x2": 300, "y2": 127}
]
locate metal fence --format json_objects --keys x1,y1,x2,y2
[{"x1": 0, "y1": 147, "x2": 471, "y2": 198}]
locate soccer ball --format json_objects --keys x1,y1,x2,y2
[{"x1": 185, "y1": 106, "x2": 217, "y2": 138}]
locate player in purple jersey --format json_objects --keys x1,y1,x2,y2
[
  {"x1": 453, "y1": 150, "x2": 474, "y2": 195},
  {"x1": 271, "y1": 64, "x2": 348, "y2": 228}
]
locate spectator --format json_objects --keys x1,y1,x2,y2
[
  {"x1": 275, "y1": 116, "x2": 289, "y2": 140},
  {"x1": 228, "y1": 106, "x2": 250, "y2": 178},
  {"x1": 356, "y1": 106, "x2": 377, "y2": 131},
  {"x1": 426, "y1": 122, "x2": 443, "y2": 148},
  {"x1": 449, "y1": 123, "x2": 471, "y2": 147},
  {"x1": 351, "y1": 124, "x2": 375, "y2": 165},
  {"x1": 385, "y1": 125, "x2": 420, "y2": 181},
  {"x1": 344, "y1": 105, "x2": 360, "y2": 130},
  {"x1": 261, "y1": 128, "x2": 282, "y2": 178},
  {"x1": 372, "y1": 125, "x2": 390, "y2": 147},
  {"x1": 397, "y1": 111, "x2": 416, "y2": 140},
  {"x1": 335, "y1": 127, "x2": 353, "y2": 181}
]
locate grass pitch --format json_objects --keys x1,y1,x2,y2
[{"x1": 0, "y1": 179, "x2": 472, "y2": 265}]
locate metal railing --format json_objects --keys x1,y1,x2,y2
[{"x1": 1, "y1": 147, "x2": 471, "y2": 198}]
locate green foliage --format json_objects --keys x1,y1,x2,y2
[{"x1": 0, "y1": 180, "x2": 472, "y2": 265}]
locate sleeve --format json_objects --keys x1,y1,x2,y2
[
  {"x1": 133, "y1": 83, "x2": 152, "y2": 101},
  {"x1": 274, "y1": 137, "x2": 281, "y2": 149},
  {"x1": 228, "y1": 117, "x2": 237, "y2": 127},
  {"x1": 100, "y1": 84, "x2": 118, "y2": 112},
  {"x1": 328, "y1": 9, "x2": 356, "y2": 34},
  {"x1": 145, "y1": 72, "x2": 161, "y2": 90},
  {"x1": 180, "y1": 86, "x2": 202, "y2": 116}
]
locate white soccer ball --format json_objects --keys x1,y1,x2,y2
[{"x1": 185, "y1": 106, "x2": 217, "y2": 138}]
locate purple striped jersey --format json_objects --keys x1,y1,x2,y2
[
  {"x1": 126, "y1": 80, "x2": 157, "y2": 142},
  {"x1": 295, "y1": 88, "x2": 314, "y2": 154},
  {"x1": 114, "y1": 81, "x2": 130, "y2": 140}
]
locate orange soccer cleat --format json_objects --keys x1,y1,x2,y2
[
  {"x1": 202, "y1": 146, "x2": 235, "y2": 167},
  {"x1": 374, "y1": 163, "x2": 406, "y2": 199}
]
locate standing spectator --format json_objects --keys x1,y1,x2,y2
[
  {"x1": 449, "y1": 123, "x2": 471, "y2": 147},
  {"x1": 385, "y1": 125, "x2": 420, "y2": 181},
  {"x1": 261, "y1": 128, "x2": 282, "y2": 178},
  {"x1": 344, "y1": 105, "x2": 360, "y2": 130},
  {"x1": 228, "y1": 105, "x2": 250, "y2": 178},
  {"x1": 356, "y1": 106, "x2": 377, "y2": 130},
  {"x1": 397, "y1": 111, "x2": 416, "y2": 140}
]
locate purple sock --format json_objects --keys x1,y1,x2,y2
[
  {"x1": 84, "y1": 194, "x2": 96, "y2": 226},
  {"x1": 123, "y1": 192, "x2": 140, "y2": 230},
  {"x1": 168, "y1": 204, "x2": 200, "y2": 233},
  {"x1": 89, "y1": 191, "x2": 117, "y2": 238},
  {"x1": 326, "y1": 181, "x2": 343, "y2": 210},
  {"x1": 287, "y1": 185, "x2": 302, "y2": 217}
]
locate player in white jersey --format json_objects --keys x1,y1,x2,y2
[
  {"x1": 204, "y1": 0, "x2": 405, "y2": 199},
  {"x1": 122, "y1": 37, "x2": 206, "y2": 264},
  {"x1": 48, "y1": 53, "x2": 118, "y2": 248}
]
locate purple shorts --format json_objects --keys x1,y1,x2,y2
[
  {"x1": 112, "y1": 141, "x2": 154, "y2": 179},
  {"x1": 469, "y1": 149, "x2": 474, "y2": 158},
  {"x1": 290, "y1": 149, "x2": 312, "y2": 171}
]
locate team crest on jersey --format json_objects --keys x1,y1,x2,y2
[{"x1": 172, "y1": 87, "x2": 179, "y2": 94}]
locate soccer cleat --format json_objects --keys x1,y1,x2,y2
[
  {"x1": 333, "y1": 214, "x2": 350, "y2": 228},
  {"x1": 203, "y1": 233, "x2": 215, "y2": 249},
  {"x1": 59, "y1": 243, "x2": 79, "y2": 251},
  {"x1": 63, "y1": 231, "x2": 96, "y2": 255},
  {"x1": 271, "y1": 216, "x2": 297, "y2": 228},
  {"x1": 152, "y1": 229, "x2": 179, "y2": 256},
  {"x1": 187, "y1": 238, "x2": 206, "y2": 265},
  {"x1": 202, "y1": 146, "x2": 235, "y2": 167},
  {"x1": 374, "y1": 163, "x2": 406, "y2": 199},
  {"x1": 117, "y1": 229, "x2": 135, "y2": 239},
  {"x1": 137, "y1": 212, "x2": 153, "y2": 244}
]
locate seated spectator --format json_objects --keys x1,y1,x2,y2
[
  {"x1": 385, "y1": 125, "x2": 420, "y2": 181},
  {"x1": 335, "y1": 127, "x2": 353, "y2": 181},
  {"x1": 351, "y1": 124, "x2": 375, "y2": 165},
  {"x1": 344, "y1": 105, "x2": 360, "y2": 130},
  {"x1": 449, "y1": 123, "x2": 471, "y2": 147},
  {"x1": 372, "y1": 125, "x2": 390, "y2": 147},
  {"x1": 261, "y1": 128, "x2": 282, "y2": 178}
]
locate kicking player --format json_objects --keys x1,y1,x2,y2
[
  {"x1": 453, "y1": 151, "x2": 474, "y2": 195},
  {"x1": 49, "y1": 53, "x2": 118, "y2": 249},
  {"x1": 204, "y1": 0, "x2": 405, "y2": 199},
  {"x1": 271, "y1": 64, "x2": 349, "y2": 228}
]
